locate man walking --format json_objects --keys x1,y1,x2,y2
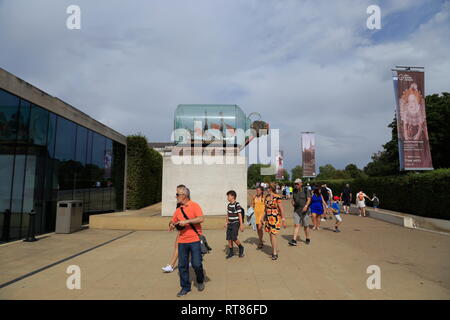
[
  {"x1": 320, "y1": 184, "x2": 331, "y2": 221},
  {"x1": 289, "y1": 179, "x2": 312, "y2": 246},
  {"x1": 169, "y1": 185, "x2": 205, "y2": 297},
  {"x1": 340, "y1": 184, "x2": 352, "y2": 214}
]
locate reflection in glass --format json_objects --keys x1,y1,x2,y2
[{"x1": 0, "y1": 88, "x2": 126, "y2": 242}]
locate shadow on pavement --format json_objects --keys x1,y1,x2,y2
[{"x1": 242, "y1": 236, "x2": 274, "y2": 257}]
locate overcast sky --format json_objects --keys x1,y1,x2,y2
[{"x1": 1, "y1": 0, "x2": 449, "y2": 172}]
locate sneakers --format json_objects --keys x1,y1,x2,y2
[
  {"x1": 177, "y1": 289, "x2": 191, "y2": 297},
  {"x1": 271, "y1": 254, "x2": 278, "y2": 260},
  {"x1": 162, "y1": 264, "x2": 174, "y2": 273},
  {"x1": 238, "y1": 245, "x2": 245, "y2": 258},
  {"x1": 335, "y1": 228, "x2": 341, "y2": 233},
  {"x1": 197, "y1": 282, "x2": 205, "y2": 292},
  {"x1": 288, "y1": 239, "x2": 297, "y2": 246},
  {"x1": 305, "y1": 238, "x2": 311, "y2": 245},
  {"x1": 226, "y1": 248, "x2": 234, "y2": 259}
]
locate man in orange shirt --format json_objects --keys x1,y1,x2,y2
[{"x1": 169, "y1": 185, "x2": 205, "y2": 297}]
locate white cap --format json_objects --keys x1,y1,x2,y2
[{"x1": 294, "y1": 178, "x2": 302, "y2": 184}]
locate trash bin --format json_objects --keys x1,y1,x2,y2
[{"x1": 55, "y1": 200, "x2": 83, "y2": 234}]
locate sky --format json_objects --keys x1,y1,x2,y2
[{"x1": 1, "y1": 0, "x2": 449, "y2": 173}]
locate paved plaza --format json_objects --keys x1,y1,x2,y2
[{"x1": 1, "y1": 210, "x2": 449, "y2": 300}]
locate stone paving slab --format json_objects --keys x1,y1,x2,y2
[{"x1": 0, "y1": 214, "x2": 449, "y2": 300}]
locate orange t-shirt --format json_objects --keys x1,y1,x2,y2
[{"x1": 171, "y1": 200, "x2": 203, "y2": 244}]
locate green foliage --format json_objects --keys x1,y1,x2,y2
[
  {"x1": 316, "y1": 164, "x2": 337, "y2": 179},
  {"x1": 311, "y1": 169, "x2": 450, "y2": 220},
  {"x1": 426, "y1": 93, "x2": 450, "y2": 169},
  {"x1": 112, "y1": 143, "x2": 125, "y2": 210},
  {"x1": 247, "y1": 164, "x2": 289, "y2": 187},
  {"x1": 344, "y1": 163, "x2": 367, "y2": 179},
  {"x1": 248, "y1": 164, "x2": 274, "y2": 187},
  {"x1": 365, "y1": 92, "x2": 450, "y2": 176},
  {"x1": 126, "y1": 135, "x2": 162, "y2": 210},
  {"x1": 291, "y1": 165, "x2": 303, "y2": 181},
  {"x1": 316, "y1": 164, "x2": 365, "y2": 180},
  {"x1": 280, "y1": 168, "x2": 290, "y2": 181}
]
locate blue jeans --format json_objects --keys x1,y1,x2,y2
[{"x1": 178, "y1": 241, "x2": 204, "y2": 291}]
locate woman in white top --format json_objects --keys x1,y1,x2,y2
[{"x1": 356, "y1": 191, "x2": 371, "y2": 217}]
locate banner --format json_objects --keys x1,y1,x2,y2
[
  {"x1": 393, "y1": 71, "x2": 433, "y2": 170},
  {"x1": 301, "y1": 133, "x2": 316, "y2": 177},
  {"x1": 275, "y1": 151, "x2": 284, "y2": 180}
]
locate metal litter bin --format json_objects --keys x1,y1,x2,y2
[{"x1": 55, "y1": 200, "x2": 83, "y2": 233}]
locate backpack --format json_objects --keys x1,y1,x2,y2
[{"x1": 236, "y1": 202, "x2": 245, "y2": 223}]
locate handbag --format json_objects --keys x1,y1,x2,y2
[{"x1": 180, "y1": 207, "x2": 211, "y2": 254}]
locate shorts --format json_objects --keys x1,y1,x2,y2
[
  {"x1": 357, "y1": 201, "x2": 366, "y2": 208},
  {"x1": 334, "y1": 214, "x2": 342, "y2": 222},
  {"x1": 293, "y1": 211, "x2": 309, "y2": 227},
  {"x1": 342, "y1": 199, "x2": 350, "y2": 206},
  {"x1": 226, "y1": 222, "x2": 240, "y2": 241}
]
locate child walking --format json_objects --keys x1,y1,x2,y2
[
  {"x1": 331, "y1": 196, "x2": 343, "y2": 232},
  {"x1": 372, "y1": 194, "x2": 380, "y2": 210},
  {"x1": 225, "y1": 190, "x2": 245, "y2": 259}
]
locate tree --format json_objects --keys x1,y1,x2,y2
[
  {"x1": 126, "y1": 135, "x2": 162, "y2": 209},
  {"x1": 364, "y1": 117, "x2": 400, "y2": 176},
  {"x1": 426, "y1": 93, "x2": 450, "y2": 169},
  {"x1": 279, "y1": 169, "x2": 290, "y2": 181},
  {"x1": 364, "y1": 92, "x2": 450, "y2": 176},
  {"x1": 247, "y1": 164, "x2": 275, "y2": 187},
  {"x1": 317, "y1": 164, "x2": 337, "y2": 179},
  {"x1": 344, "y1": 163, "x2": 365, "y2": 179},
  {"x1": 291, "y1": 165, "x2": 303, "y2": 181}
]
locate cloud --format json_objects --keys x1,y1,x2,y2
[{"x1": 0, "y1": 0, "x2": 449, "y2": 173}]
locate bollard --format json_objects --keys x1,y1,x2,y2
[
  {"x1": 23, "y1": 210, "x2": 38, "y2": 242},
  {"x1": 1, "y1": 209, "x2": 11, "y2": 242}
]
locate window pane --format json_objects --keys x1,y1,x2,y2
[
  {"x1": 0, "y1": 89, "x2": 20, "y2": 142},
  {"x1": 29, "y1": 104, "x2": 49, "y2": 146},
  {"x1": 17, "y1": 100, "x2": 31, "y2": 142},
  {"x1": 54, "y1": 117, "x2": 76, "y2": 162},
  {"x1": 42, "y1": 113, "x2": 57, "y2": 234},
  {"x1": 0, "y1": 89, "x2": 19, "y2": 241},
  {"x1": 46, "y1": 113, "x2": 57, "y2": 158},
  {"x1": 89, "y1": 132, "x2": 106, "y2": 212},
  {"x1": 74, "y1": 125, "x2": 88, "y2": 204},
  {"x1": 103, "y1": 139, "x2": 113, "y2": 211},
  {"x1": 0, "y1": 145, "x2": 15, "y2": 241},
  {"x1": 10, "y1": 150, "x2": 26, "y2": 239},
  {"x1": 54, "y1": 117, "x2": 77, "y2": 202},
  {"x1": 112, "y1": 141, "x2": 125, "y2": 211}
]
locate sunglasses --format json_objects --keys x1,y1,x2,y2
[{"x1": 176, "y1": 193, "x2": 185, "y2": 197}]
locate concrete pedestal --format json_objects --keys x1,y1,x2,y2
[{"x1": 161, "y1": 153, "x2": 247, "y2": 216}]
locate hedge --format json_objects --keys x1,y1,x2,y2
[
  {"x1": 253, "y1": 169, "x2": 450, "y2": 220},
  {"x1": 310, "y1": 170, "x2": 450, "y2": 220},
  {"x1": 126, "y1": 135, "x2": 163, "y2": 210}
]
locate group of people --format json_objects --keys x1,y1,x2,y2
[{"x1": 164, "y1": 182, "x2": 380, "y2": 297}]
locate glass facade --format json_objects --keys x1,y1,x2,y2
[{"x1": 0, "y1": 88, "x2": 126, "y2": 242}]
